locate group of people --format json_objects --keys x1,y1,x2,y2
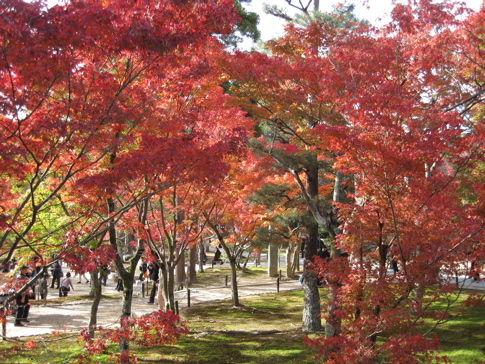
[
  {"x1": 14, "y1": 265, "x2": 74, "y2": 326},
  {"x1": 0, "y1": 261, "x2": 78, "y2": 327}
]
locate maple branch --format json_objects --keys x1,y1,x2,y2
[
  {"x1": 288, "y1": 168, "x2": 331, "y2": 228},
  {"x1": 445, "y1": 88, "x2": 485, "y2": 113},
  {"x1": 145, "y1": 202, "x2": 168, "y2": 263},
  {"x1": 416, "y1": 142, "x2": 482, "y2": 213}
]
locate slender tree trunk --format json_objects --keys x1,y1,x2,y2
[
  {"x1": 158, "y1": 265, "x2": 168, "y2": 311},
  {"x1": 292, "y1": 243, "x2": 300, "y2": 274},
  {"x1": 157, "y1": 279, "x2": 166, "y2": 311},
  {"x1": 119, "y1": 273, "x2": 135, "y2": 357},
  {"x1": 106, "y1": 197, "x2": 145, "y2": 361},
  {"x1": 302, "y1": 162, "x2": 322, "y2": 332},
  {"x1": 188, "y1": 246, "x2": 197, "y2": 284},
  {"x1": 89, "y1": 271, "x2": 96, "y2": 296},
  {"x1": 241, "y1": 252, "x2": 250, "y2": 273},
  {"x1": 286, "y1": 246, "x2": 295, "y2": 278},
  {"x1": 88, "y1": 270, "x2": 101, "y2": 337},
  {"x1": 324, "y1": 284, "x2": 341, "y2": 337},
  {"x1": 302, "y1": 220, "x2": 322, "y2": 332},
  {"x1": 229, "y1": 257, "x2": 240, "y2": 307},
  {"x1": 163, "y1": 263, "x2": 176, "y2": 310},
  {"x1": 176, "y1": 250, "x2": 186, "y2": 290},
  {"x1": 285, "y1": 244, "x2": 300, "y2": 278},
  {"x1": 198, "y1": 240, "x2": 205, "y2": 273}
]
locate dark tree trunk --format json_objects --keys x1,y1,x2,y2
[
  {"x1": 162, "y1": 263, "x2": 176, "y2": 311},
  {"x1": 302, "y1": 219, "x2": 322, "y2": 332},
  {"x1": 88, "y1": 270, "x2": 102, "y2": 337},
  {"x1": 302, "y1": 162, "x2": 322, "y2": 332},
  {"x1": 176, "y1": 250, "x2": 186, "y2": 290},
  {"x1": 188, "y1": 246, "x2": 197, "y2": 284},
  {"x1": 229, "y1": 257, "x2": 240, "y2": 307},
  {"x1": 106, "y1": 197, "x2": 145, "y2": 360}
]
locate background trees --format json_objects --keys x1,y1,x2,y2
[
  {"x1": 2, "y1": 0, "x2": 485, "y2": 362},
  {"x1": 221, "y1": 0, "x2": 485, "y2": 361}
]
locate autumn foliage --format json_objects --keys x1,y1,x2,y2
[
  {"x1": 2, "y1": 0, "x2": 485, "y2": 363},
  {"x1": 218, "y1": 0, "x2": 485, "y2": 362},
  {"x1": 77, "y1": 310, "x2": 188, "y2": 363}
]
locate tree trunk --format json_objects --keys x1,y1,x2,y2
[
  {"x1": 240, "y1": 252, "x2": 250, "y2": 273},
  {"x1": 324, "y1": 284, "x2": 341, "y2": 337},
  {"x1": 302, "y1": 162, "x2": 322, "y2": 332},
  {"x1": 157, "y1": 279, "x2": 166, "y2": 311},
  {"x1": 286, "y1": 246, "x2": 294, "y2": 278},
  {"x1": 198, "y1": 240, "x2": 205, "y2": 273},
  {"x1": 106, "y1": 197, "x2": 145, "y2": 361},
  {"x1": 293, "y1": 243, "x2": 300, "y2": 274},
  {"x1": 89, "y1": 271, "x2": 96, "y2": 296},
  {"x1": 163, "y1": 263, "x2": 176, "y2": 311},
  {"x1": 302, "y1": 220, "x2": 322, "y2": 332},
  {"x1": 175, "y1": 250, "x2": 186, "y2": 290},
  {"x1": 229, "y1": 258, "x2": 240, "y2": 307},
  {"x1": 268, "y1": 243, "x2": 278, "y2": 277},
  {"x1": 286, "y1": 244, "x2": 299, "y2": 278},
  {"x1": 88, "y1": 270, "x2": 101, "y2": 337},
  {"x1": 119, "y1": 273, "x2": 135, "y2": 357},
  {"x1": 188, "y1": 246, "x2": 197, "y2": 284}
]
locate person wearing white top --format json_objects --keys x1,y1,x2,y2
[{"x1": 60, "y1": 272, "x2": 74, "y2": 297}]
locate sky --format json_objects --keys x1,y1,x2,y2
[{"x1": 244, "y1": 0, "x2": 484, "y2": 44}]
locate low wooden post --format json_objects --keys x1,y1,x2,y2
[
  {"x1": 277, "y1": 277, "x2": 280, "y2": 293},
  {"x1": 175, "y1": 301, "x2": 179, "y2": 315},
  {"x1": 141, "y1": 282, "x2": 145, "y2": 298},
  {"x1": 225, "y1": 275, "x2": 228, "y2": 287},
  {"x1": 187, "y1": 288, "x2": 191, "y2": 308}
]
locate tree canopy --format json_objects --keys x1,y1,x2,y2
[{"x1": 1, "y1": 0, "x2": 485, "y2": 363}]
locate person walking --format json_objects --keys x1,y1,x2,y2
[
  {"x1": 75, "y1": 272, "x2": 90, "y2": 284},
  {"x1": 59, "y1": 272, "x2": 74, "y2": 297},
  {"x1": 100, "y1": 265, "x2": 110, "y2": 286},
  {"x1": 14, "y1": 265, "x2": 33, "y2": 327},
  {"x1": 50, "y1": 262, "x2": 62, "y2": 289},
  {"x1": 38, "y1": 273, "x2": 49, "y2": 305}
]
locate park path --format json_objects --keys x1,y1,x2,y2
[
  {"x1": 4, "y1": 270, "x2": 302, "y2": 339},
  {"x1": 4, "y1": 258, "x2": 485, "y2": 339}
]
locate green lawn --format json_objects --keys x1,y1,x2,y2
[{"x1": 0, "y1": 288, "x2": 483, "y2": 363}]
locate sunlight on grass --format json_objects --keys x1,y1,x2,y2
[{"x1": 0, "y1": 289, "x2": 483, "y2": 363}]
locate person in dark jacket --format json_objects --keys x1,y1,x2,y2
[
  {"x1": 146, "y1": 263, "x2": 159, "y2": 304},
  {"x1": 50, "y1": 262, "x2": 62, "y2": 289},
  {"x1": 213, "y1": 245, "x2": 223, "y2": 264}
]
